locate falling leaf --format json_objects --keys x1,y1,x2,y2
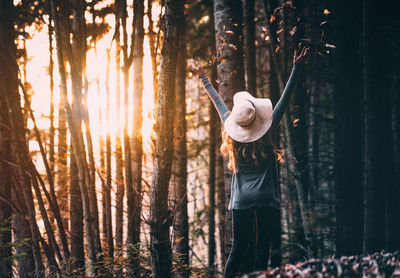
[
  {"x1": 275, "y1": 45, "x2": 280, "y2": 53},
  {"x1": 293, "y1": 118, "x2": 299, "y2": 127},
  {"x1": 225, "y1": 30, "x2": 234, "y2": 36},
  {"x1": 219, "y1": 58, "x2": 227, "y2": 63},
  {"x1": 228, "y1": 44, "x2": 237, "y2": 50},
  {"x1": 276, "y1": 28, "x2": 284, "y2": 34},
  {"x1": 324, "y1": 9, "x2": 331, "y2": 15},
  {"x1": 289, "y1": 26, "x2": 297, "y2": 36},
  {"x1": 270, "y1": 15, "x2": 276, "y2": 23}
]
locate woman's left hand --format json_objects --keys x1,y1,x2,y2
[
  {"x1": 188, "y1": 59, "x2": 204, "y2": 76},
  {"x1": 293, "y1": 46, "x2": 310, "y2": 65}
]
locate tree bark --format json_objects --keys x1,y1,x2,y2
[
  {"x1": 50, "y1": 0, "x2": 100, "y2": 272},
  {"x1": 333, "y1": 0, "x2": 363, "y2": 256},
  {"x1": 243, "y1": 0, "x2": 257, "y2": 95},
  {"x1": 127, "y1": 0, "x2": 144, "y2": 275},
  {"x1": 0, "y1": 65, "x2": 13, "y2": 278},
  {"x1": 213, "y1": 0, "x2": 246, "y2": 262},
  {"x1": 208, "y1": 100, "x2": 217, "y2": 276},
  {"x1": 171, "y1": 10, "x2": 189, "y2": 278},
  {"x1": 70, "y1": 150, "x2": 85, "y2": 273},
  {"x1": 149, "y1": 1, "x2": 183, "y2": 277},
  {"x1": 114, "y1": 9, "x2": 124, "y2": 255}
]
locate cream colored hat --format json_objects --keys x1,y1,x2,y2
[{"x1": 224, "y1": 91, "x2": 273, "y2": 143}]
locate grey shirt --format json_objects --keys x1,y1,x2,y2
[{"x1": 200, "y1": 64, "x2": 302, "y2": 210}]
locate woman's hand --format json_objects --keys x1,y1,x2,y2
[
  {"x1": 293, "y1": 46, "x2": 310, "y2": 65},
  {"x1": 188, "y1": 59, "x2": 204, "y2": 76}
]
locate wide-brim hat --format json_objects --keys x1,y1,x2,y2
[{"x1": 224, "y1": 91, "x2": 273, "y2": 143}]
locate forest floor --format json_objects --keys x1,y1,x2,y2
[{"x1": 240, "y1": 251, "x2": 400, "y2": 277}]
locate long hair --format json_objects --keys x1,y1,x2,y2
[{"x1": 220, "y1": 129, "x2": 281, "y2": 172}]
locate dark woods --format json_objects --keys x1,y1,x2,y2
[{"x1": 0, "y1": 0, "x2": 399, "y2": 277}]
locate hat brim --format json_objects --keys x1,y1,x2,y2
[{"x1": 224, "y1": 91, "x2": 273, "y2": 143}]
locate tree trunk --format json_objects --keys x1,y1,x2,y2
[
  {"x1": 213, "y1": 0, "x2": 246, "y2": 262},
  {"x1": 0, "y1": 1, "x2": 47, "y2": 276},
  {"x1": 171, "y1": 11, "x2": 189, "y2": 278},
  {"x1": 48, "y1": 18, "x2": 56, "y2": 184},
  {"x1": 243, "y1": 0, "x2": 257, "y2": 95},
  {"x1": 104, "y1": 49, "x2": 113, "y2": 258},
  {"x1": 114, "y1": 12, "x2": 124, "y2": 255},
  {"x1": 0, "y1": 73, "x2": 13, "y2": 278},
  {"x1": 50, "y1": 0, "x2": 100, "y2": 272},
  {"x1": 208, "y1": 100, "x2": 217, "y2": 276},
  {"x1": 149, "y1": 1, "x2": 183, "y2": 277},
  {"x1": 70, "y1": 150, "x2": 85, "y2": 273},
  {"x1": 127, "y1": 0, "x2": 144, "y2": 275},
  {"x1": 333, "y1": 0, "x2": 363, "y2": 256}
]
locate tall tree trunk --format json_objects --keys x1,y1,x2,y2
[
  {"x1": 57, "y1": 88, "x2": 69, "y2": 231},
  {"x1": 171, "y1": 10, "x2": 189, "y2": 278},
  {"x1": 361, "y1": 0, "x2": 374, "y2": 254},
  {"x1": 0, "y1": 73, "x2": 13, "y2": 278},
  {"x1": 70, "y1": 150, "x2": 85, "y2": 273},
  {"x1": 127, "y1": 0, "x2": 144, "y2": 276},
  {"x1": 243, "y1": 0, "x2": 257, "y2": 95},
  {"x1": 147, "y1": 0, "x2": 159, "y2": 96},
  {"x1": 213, "y1": 0, "x2": 246, "y2": 262},
  {"x1": 48, "y1": 18, "x2": 56, "y2": 183},
  {"x1": 333, "y1": 0, "x2": 363, "y2": 256},
  {"x1": 121, "y1": 0, "x2": 132, "y2": 263},
  {"x1": 362, "y1": 0, "x2": 388, "y2": 254},
  {"x1": 0, "y1": 1, "x2": 47, "y2": 276},
  {"x1": 50, "y1": 0, "x2": 100, "y2": 272},
  {"x1": 149, "y1": 1, "x2": 183, "y2": 277},
  {"x1": 208, "y1": 100, "x2": 217, "y2": 276},
  {"x1": 104, "y1": 49, "x2": 113, "y2": 258},
  {"x1": 71, "y1": 0, "x2": 102, "y2": 258},
  {"x1": 114, "y1": 8, "x2": 124, "y2": 255}
]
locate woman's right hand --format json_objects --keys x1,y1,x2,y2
[
  {"x1": 188, "y1": 59, "x2": 204, "y2": 76},
  {"x1": 293, "y1": 46, "x2": 310, "y2": 65}
]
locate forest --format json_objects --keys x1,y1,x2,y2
[{"x1": 0, "y1": 0, "x2": 399, "y2": 277}]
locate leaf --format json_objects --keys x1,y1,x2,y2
[
  {"x1": 228, "y1": 44, "x2": 237, "y2": 50},
  {"x1": 293, "y1": 118, "x2": 299, "y2": 127},
  {"x1": 275, "y1": 45, "x2": 280, "y2": 53},
  {"x1": 270, "y1": 15, "x2": 276, "y2": 23},
  {"x1": 323, "y1": 9, "x2": 331, "y2": 15},
  {"x1": 225, "y1": 30, "x2": 234, "y2": 36},
  {"x1": 276, "y1": 28, "x2": 284, "y2": 34}
]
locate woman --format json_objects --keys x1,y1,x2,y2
[{"x1": 190, "y1": 46, "x2": 309, "y2": 278}]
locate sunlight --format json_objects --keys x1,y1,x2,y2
[{"x1": 26, "y1": 12, "x2": 156, "y2": 152}]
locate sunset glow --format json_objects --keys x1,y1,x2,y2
[{"x1": 25, "y1": 5, "x2": 158, "y2": 154}]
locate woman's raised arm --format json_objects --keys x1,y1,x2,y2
[
  {"x1": 270, "y1": 47, "x2": 309, "y2": 130},
  {"x1": 189, "y1": 61, "x2": 230, "y2": 123}
]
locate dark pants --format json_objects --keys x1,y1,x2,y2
[{"x1": 224, "y1": 207, "x2": 278, "y2": 278}]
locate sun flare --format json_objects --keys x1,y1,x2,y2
[{"x1": 26, "y1": 17, "x2": 156, "y2": 154}]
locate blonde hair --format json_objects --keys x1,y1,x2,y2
[{"x1": 220, "y1": 129, "x2": 282, "y2": 172}]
